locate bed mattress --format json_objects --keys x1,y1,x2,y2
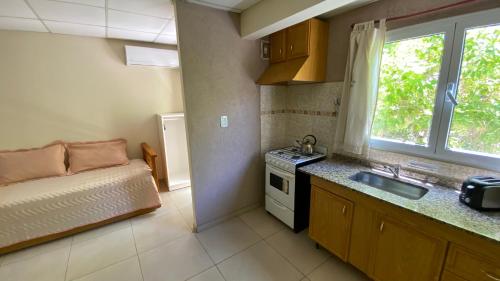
[{"x1": 0, "y1": 159, "x2": 161, "y2": 249}]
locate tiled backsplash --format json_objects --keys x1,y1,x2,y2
[
  {"x1": 261, "y1": 82, "x2": 500, "y2": 187},
  {"x1": 260, "y1": 85, "x2": 287, "y2": 154},
  {"x1": 367, "y1": 149, "x2": 500, "y2": 189},
  {"x1": 260, "y1": 82, "x2": 342, "y2": 155}
]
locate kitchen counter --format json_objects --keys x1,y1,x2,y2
[{"x1": 299, "y1": 158, "x2": 500, "y2": 243}]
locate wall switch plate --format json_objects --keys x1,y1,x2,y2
[{"x1": 220, "y1": 115, "x2": 228, "y2": 128}]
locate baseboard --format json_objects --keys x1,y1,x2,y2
[
  {"x1": 169, "y1": 181, "x2": 191, "y2": 191},
  {"x1": 194, "y1": 202, "x2": 262, "y2": 232}
]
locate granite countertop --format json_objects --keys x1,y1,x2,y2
[{"x1": 299, "y1": 158, "x2": 500, "y2": 243}]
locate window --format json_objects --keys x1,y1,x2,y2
[{"x1": 371, "y1": 9, "x2": 500, "y2": 171}]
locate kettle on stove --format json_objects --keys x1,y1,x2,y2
[{"x1": 296, "y1": 135, "x2": 317, "y2": 155}]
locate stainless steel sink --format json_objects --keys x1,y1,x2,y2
[{"x1": 349, "y1": 171, "x2": 429, "y2": 200}]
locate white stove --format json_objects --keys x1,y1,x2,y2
[
  {"x1": 265, "y1": 146, "x2": 326, "y2": 174},
  {"x1": 264, "y1": 146, "x2": 326, "y2": 231}
]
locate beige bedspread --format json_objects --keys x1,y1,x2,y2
[{"x1": 0, "y1": 159, "x2": 161, "y2": 248}]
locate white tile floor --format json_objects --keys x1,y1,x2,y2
[{"x1": 0, "y1": 186, "x2": 370, "y2": 281}]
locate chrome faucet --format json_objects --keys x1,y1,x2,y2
[{"x1": 385, "y1": 164, "x2": 401, "y2": 178}]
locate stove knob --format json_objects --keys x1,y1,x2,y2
[
  {"x1": 466, "y1": 185, "x2": 475, "y2": 189},
  {"x1": 464, "y1": 197, "x2": 471, "y2": 203}
]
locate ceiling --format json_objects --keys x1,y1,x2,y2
[
  {"x1": 0, "y1": 0, "x2": 177, "y2": 45},
  {"x1": 187, "y1": 0, "x2": 261, "y2": 13},
  {"x1": 318, "y1": 0, "x2": 378, "y2": 18}
]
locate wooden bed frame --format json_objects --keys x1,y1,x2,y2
[
  {"x1": 0, "y1": 143, "x2": 162, "y2": 255},
  {"x1": 141, "y1": 142, "x2": 159, "y2": 188}
]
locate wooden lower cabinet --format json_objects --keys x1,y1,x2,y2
[
  {"x1": 445, "y1": 244, "x2": 500, "y2": 281},
  {"x1": 441, "y1": 271, "x2": 468, "y2": 281},
  {"x1": 309, "y1": 176, "x2": 500, "y2": 281},
  {"x1": 348, "y1": 203, "x2": 374, "y2": 273},
  {"x1": 368, "y1": 216, "x2": 447, "y2": 281},
  {"x1": 309, "y1": 185, "x2": 353, "y2": 261}
]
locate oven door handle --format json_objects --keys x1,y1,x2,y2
[
  {"x1": 282, "y1": 181, "x2": 289, "y2": 194},
  {"x1": 267, "y1": 165, "x2": 295, "y2": 180}
]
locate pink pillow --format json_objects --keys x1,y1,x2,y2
[
  {"x1": 66, "y1": 139, "x2": 129, "y2": 174},
  {"x1": 0, "y1": 142, "x2": 66, "y2": 186}
]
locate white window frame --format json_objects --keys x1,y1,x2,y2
[{"x1": 370, "y1": 8, "x2": 500, "y2": 172}]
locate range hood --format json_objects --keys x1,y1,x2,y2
[{"x1": 257, "y1": 57, "x2": 322, "y2": 85}]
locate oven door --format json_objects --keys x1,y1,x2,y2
[{"x1": 265, "y1": 164, "x2": 295, "y2": 210}]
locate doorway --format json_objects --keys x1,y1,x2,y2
[{"x1": 158, "y1": 113, "x2": 194, "y2": 229}]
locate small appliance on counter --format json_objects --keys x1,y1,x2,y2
[
  {"x1": 265, "y1": 143, "x2": 326, "y2": 232},
  {"x1": 460, "y1": 176, "x2": 500, "y2": 211}
]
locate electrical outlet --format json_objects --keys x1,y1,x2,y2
[{"x1": 220, "y1": 115, "x2": 228, "y2": 128}]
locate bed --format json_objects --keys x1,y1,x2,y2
[{"x1": 0, "y1": 143, "x2": 161, "y2": 254}]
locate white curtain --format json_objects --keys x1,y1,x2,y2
[{"x1": 334, "y1": 19, "x2": 386, "y2": 157}]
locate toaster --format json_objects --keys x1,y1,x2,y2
[{"x1": 459, "y1": 176, "x2": 500, "y2": 211}]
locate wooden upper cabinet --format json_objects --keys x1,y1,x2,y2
[
  {"x1": 309, "y1": 185, "x2": 353, "y2": 261},
  {"x1": 286, "y1": 20, "x2": 310, "y2": 59},
  {"x1": 269, "y1": 30, "x2": 286, "y2": 63},
  {"x1": 369, "y1": 216, "x2": 447, "y2": 281},
  {"x1": 257, "y1": 18, "x2": 328, "y2": 84}
]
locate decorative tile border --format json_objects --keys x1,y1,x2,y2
[
  {"x1": 261, "y1": 109, "x2": 286, "y2": 115},
  {"x1": 261, "y1": 109, "x2": 336, "y2": 117}
]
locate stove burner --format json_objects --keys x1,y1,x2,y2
[{"x1": 267, "y1": 146, "x2": 325, "y2": 165}]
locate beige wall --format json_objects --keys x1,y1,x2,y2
[
  {"x1": 176, "y1": 1, "x2": 267, "y2": 228},
  {"x1": 0, "y1": 31, "x2": 183, "y2": 176},
  {"x1": 326, "y1": 0, "x2": 500, "y2": 81}
]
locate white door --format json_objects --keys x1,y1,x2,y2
[{"x1": 159, "y1": 113, "x2": 191, "y2": 190}]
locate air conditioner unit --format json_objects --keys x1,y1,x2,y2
[{"x1": 125, "y1": 46, "x2": 179, "y2": 68}]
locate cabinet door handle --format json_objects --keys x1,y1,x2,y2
[
  {"x1": 290, "y1": 44, "x2": 293, "y2": 53},
  {"x1": 279, "y1": 48, "x2": 282, "y2": 55},
  {"x1": 379, "y1": 221, "x2": 384, "y2": 232},
  {"x1": 482, "y1": 270, "x2": 500, "y2": 281},
  {"x1": 342, "y1": 205, "x2": 346, "y2": 215}
]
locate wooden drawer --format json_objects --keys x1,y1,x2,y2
[
  {"x1": 445, "y1": 244, "x2": 500, "y2": 281},
  {"x1": 441, "y1": 270, "x2": 468, "y2": 281}
]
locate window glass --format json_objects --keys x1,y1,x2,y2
[
  {"x1": 447, "y1": 24, "x2": 500, "y2": 156},
  {"x1": 371, "y1": 34, "x2": 445, "y2": 146}
]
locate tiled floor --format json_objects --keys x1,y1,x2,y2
[{"x1": 0, "y1": 188, "x2": 370, "y2": 281}]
